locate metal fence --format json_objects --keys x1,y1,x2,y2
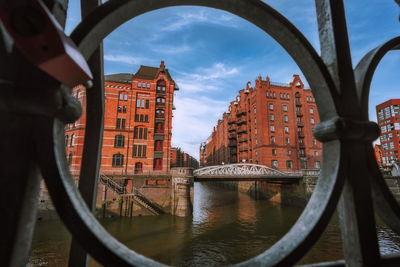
[{"x1": 1, "y1": 0, "x2": 400, "y2": 267}]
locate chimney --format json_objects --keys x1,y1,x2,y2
[{"x1": 160, "y1": 60, "x2": 165, "y2": 70}]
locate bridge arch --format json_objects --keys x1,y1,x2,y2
[{"x1": 194, "y1": 163, "x2": 299, "y2": 177}]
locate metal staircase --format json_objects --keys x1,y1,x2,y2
[
  {"x1": 132, "y1": 188, "x2": 165, "y2": 215},
  {"x1": 99, "y1": 174, "x2": 126, "y2": 195},
  {"x1": 99, "y1": 174, "x2": 164, "y2": 215}
]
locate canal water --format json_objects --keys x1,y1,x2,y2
[{"x1": 29, "y1": 182, "x2": 400, "y2": 266}]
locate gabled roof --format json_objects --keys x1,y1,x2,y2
[
  {"x1": 104, "y1": 73, "x2": 134, "y2": 84},
  {"x1": 134, "y1": 65, "x2": 173, "y2": 81}
]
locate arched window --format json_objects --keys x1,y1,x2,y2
[
  {"x1": 156, "y1": 97, "x2": 166, "y2": 105},
  {"x1": 157, "y1": 79, "x2": 166, "y2": 93},
  {"x1": 114, "y1": 135, "x2": 125, "y2": 148},
  {"x1": 70, "y1": 134, "x2": 75, "y2": 147},
  {"x1": 65, "y1": 135, "x2": 69, "y2": 147},
  {"x1": 112, "y1": 153, "x2": 124, "y2": 167},
  {"x1": 156, "y1": 109, "x2": 165, "y2": 118},
  {"x1": 135, "y1": 162, "x2": 143, "y2": 174}
]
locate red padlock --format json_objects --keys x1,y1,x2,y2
[{"x1": 0, "y1": 0, "x2": 92, "y2": 88}]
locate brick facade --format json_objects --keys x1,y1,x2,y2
[
  {"x1": 170, "y1": 147, "x2": 199, "y2": 169},
  {"x1": 201, "y1": 75, "x2": 322, "y2": 172},
  {"x1": 65, "y1": 61, "x2": 177, "y2": 176},
  {"x1": 376, "y1": 99, "x2": 400, "y2": 166}
]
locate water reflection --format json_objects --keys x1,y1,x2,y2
[{"x1": 29, "y1": 182, "x2": 400, "y2": 266}]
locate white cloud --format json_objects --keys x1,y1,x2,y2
[
  {"x1": 104, "y1": 54, "x2": 148, "y2": 65},
  {"x1": 171, "y1": 96, "x2": 229, "y2": 160},
  {"x1": 174, "y1": 63, "x2": 239, "y2": 92},
  {"x1": 151, "y1": 44, "x2": 192, "y2": 54},
  {"x1": 163, "y1": 10, "x2": 237, "y2": 31}
]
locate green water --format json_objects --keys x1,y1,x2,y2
[{"x1": 29, "y1": 182, "x2": 400, "y2": 266}]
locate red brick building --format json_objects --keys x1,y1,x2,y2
[
  {"x1": 376, "y1": 99, "x2": 400, "y2": 166},
  {"x1": 170, "y1": 147, "x2": 199, "y2": 169},
  {"x1": 374, "y1": 144, "x2": 383, "y2": 167},
  {"x1": 201, "y1": 75, "x2": 322, "y2": 171},
  {"x1": 65, "y1": 61, "x2": 177, "y2": 176}
]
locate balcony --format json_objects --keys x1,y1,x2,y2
[
  {"x1": 154, "y1": 133, "x2": 164, "y2": 140},
  {"x1": 299, "y1": 143, "x2": 305, "y2": 149},
  {"x1": 237, "y1": 126, "x2": 247, "y2": 134},
  {"x1": 295, "y1": 100, "x2": 302, "y2": 106},
  {"x1": 238, "y1": 136, "x2": 248, "y2": 143},
  {"x1": 298, "y1": 132, "x2": 305, "y2": 138},
  {"x1": 237, "y1": 109, "x2": 247, "y2": 116},
  {"x1": 239, "y1": 145, "x2": 248, "y2": 152},
  {"x1": 296, "y1": 111, "x2": 303, "y2": 117},
  {"x1": 228, "y1": 119, "x2": 236, "y2": 125},
  {"x1": 154, "y1": 151, "x2": 163, "y2": 158},
  {"x1": 228, "y1": 125, "x2": 236, "y2": 132},
  {"x1": 228, "y1": 140, "x2": 237, "y2": 147},
  {"x1": 237, "y1": 117, "x2": 247, "y2": 125},
  {"x1": 228, "y1": 133, "x2": 236, "y2": 140},
  {"x1": 156, "y1": 102, "x2": 166, "y2": 108}
]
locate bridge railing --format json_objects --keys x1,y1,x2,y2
[{"x1": 194, "y1": 163, "x2": 303, "y2": 177}]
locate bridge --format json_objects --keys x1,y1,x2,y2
[{"x1": 193, "y1": 163, "x2": 303, "y2": 183}]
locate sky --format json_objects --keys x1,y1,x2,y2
[{"x1": 66, "y1": 0, "x2": 400, "y2": 160}]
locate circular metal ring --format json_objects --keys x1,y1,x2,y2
[
  {"x1": 354, "y1": 36, "x2": 400, "y2": 235},
  {"x1": 44, "y1": 0, "x2": 344, "y2": 266}
]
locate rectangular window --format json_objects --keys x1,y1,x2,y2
[
  {"x1": 143, "y1": 145, "x2": 147, "y2": 157},
  {"x1": 119, "y1": 93, "x2": 123, "y2": 100},
  {"x1": 123, "y1": 106, "x2": 127, "y2": 113},
  {"x1": 145, "y1": 100, "x2": 149, "y2": 109},
  {"x1": 124, "y1": 94, "x2": 128, "y2": 101},
  {"x1": 284, "y1": 115, "x2": 288, "y2": 122},
  {"x1": 134, "y1": 128, "x2": 138, "y2": 139},
  {"x1": 285, "y1": 126, "x2": 289, "y2": 133},
  {"x1": 271, "y1": 136, "x2": 275, "y2": 143},
  {"x1": 140, "y1": 114, "x2": 144, "y2": 122},
  {"x1": 144, "y1": 128, "x2": 148, "y2": 140},
  {"x1": 135, "y1": 114, "x2": 139, "y2": 121},
  {"x1": 147, "y1": 83, "x2": 150, "y2": 89},
  {"x1": 133, "y1": 145, "x2": 137, "y2": 157},
  {"x1": 139, "y1": 128, "x2": 143, "y2": 139},
  {"x1": 271, "y1": 160, "x2": 278, "y2": 168},
  {"x1": 270, "y1": 114, "x2": 274, "y2": 121},
  {"x1": 314, "y1": 161, "x2": 321, "y2": 169},
  {"x1": 141, "y1": 99, "x2": 145, "y2": 108},
  {"x1": 310, "y1": 118, "x2": 315, "y2": 124},
  {"x1": 270, "y1": 125, "x2": 275, "y2": 132},
  {"x1": 283, "y1": 105, "x2": 287, "y2": 112},
  {"x1": 269, "y1": 103, "x2": 274, "y2": 110},
  {"x1": 287, "y1": 150, "x2": 291, "y2": 155},
  {"x1": 145, "y1": 115, "x2": 148, "y2": 122},
  {"x1": 286, "y1": 160, "x2": 293, "y2": 169},
  {"x1": 118, "y1": 106, "x2": 122, "y2": 112},
  {"x1": 136, "y1": 99, "x2": 140, "y2": 108},
  {"x1": 138, "y1": 145, "x2": 142, "y2": 157},
  {"x1": 121, "y1": 119, "x2": 125, "y2": 129},
  {"x1": 138, "y1": 82, "x2": 141, "y2": 88},
  {"x1": 310, "y1": 108, "x2": 314, "y2": 114},
  {"x1": 286, "y1": 137, "x2": 290, "y2": 144},
  {"x1": 116, "y1": 118, "x2": 121, "y2": 129},
  {"x1": 272, "y1": 149, "x2": 277, "y2": 155}
]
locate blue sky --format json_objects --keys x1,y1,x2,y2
[{"x1": 66, "y1": 0, "x2": 400, "y2": 159}]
